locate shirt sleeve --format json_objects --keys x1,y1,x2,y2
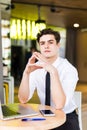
[
  {"x1": 61, "y1": 62, "x2": 79, "y2": 107},
  {"x1": 28, "y1": 72, "x2": 37, "y2": 100}
]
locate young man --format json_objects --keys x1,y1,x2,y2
[{"x1": 18, "y1": 28, "x2": 80, "y2": 130}]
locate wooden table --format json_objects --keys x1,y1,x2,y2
[{"x1": 0, "y1": 103, "x2": 66, "y2": 130}]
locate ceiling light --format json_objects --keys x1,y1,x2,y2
[
  {"x1": 73, "y1": 23, "x2": 79, "y2": 28},
  {"x1": 5, "y1": 4, "x2": 15, "y2": 10},
  {"x1": 35, "y1": 5, "x2": 46, "y2": 32}
]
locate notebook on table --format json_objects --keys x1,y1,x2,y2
[{"x1": 0, "y1": 101, "x2": 38, "y2": 120}]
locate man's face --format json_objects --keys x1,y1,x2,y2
[{"x1": 39, "y1": 34, "x2": 60, "y2": 58}]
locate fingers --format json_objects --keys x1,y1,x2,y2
[
  {"x1": 28, "y1": 51, "x2": 47, "y2": 64},
  {"x1": 28, "y1": 54, "x2": 36, "y2": 64},
  {"x1": 26, "y1": 51, "x2": 53, "y2": 73},
  {"x1": 33, "y1": 52, "x2": 47, "y2": 63}
]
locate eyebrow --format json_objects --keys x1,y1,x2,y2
[{"x1": 39, "y1": 39, "x2": 54, "y2": 43}]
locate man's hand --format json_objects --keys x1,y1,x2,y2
[{"x1": 24, "y1": 51, "x2": 56, "y2": 74}]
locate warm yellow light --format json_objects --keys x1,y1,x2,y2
[
  {"x1": 10, "y1": 18, "x2": 46, "y2": 40},
  {"x1": 16, "y1": 19, "x2": 22, "y2": 39},
  {"x1": 27, "y1": 20, "x2": 31, "y2": 39},
  {"x1": 31, "y1": 21, "x2": 37, "y2": 39},
  {"x1": 10, "y1": 19, "x2": 17, "y2": 39},
  {"x1": 73, "y1": 23, "x2": 79, "y2": 28},
  {"x1": 36, "y1": 22, "x2": 46, "y2": 32},
  {"x1": 22, "y1": 19, "x2": 26, "y2": 39},
  {"x1": 35, "y1": 20, "x2": 46, "y2": 35}
]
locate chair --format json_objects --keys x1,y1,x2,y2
[
  {"x1": 74, "y1": 91, "x2": 82, "y2": 130},
  {"x1": 3, "y1": 82, "x2": 9, "y2": 104},
  {"x1": 3, "y1": 76, "x2": 14, "y2": 103}
]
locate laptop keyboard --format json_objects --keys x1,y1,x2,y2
[{"x1": 2, "y1": 105, "x2": 20, "y2": 117}]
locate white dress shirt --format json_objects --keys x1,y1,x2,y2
[{"x1": 29, "y1": 57, "x2": 79, "y2": 114}]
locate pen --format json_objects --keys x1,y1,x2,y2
[{"x1": 21, "y1": 117, "x2": 46, "y2": 121}]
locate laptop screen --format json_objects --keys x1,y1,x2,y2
[
  {"x1": 0, "y1": 103, "x2": 39, "y2": 120},
  {"x1": 2, "y1": 105, "x2": 20, "y2": 117}
]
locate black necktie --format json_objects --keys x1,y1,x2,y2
[{"x1": 45, "y1": 72, "x2": 50, "y2": 106}]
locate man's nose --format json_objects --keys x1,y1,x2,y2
[{"x1": 45, "y1": 43, "x2": 49, "y2": 48}]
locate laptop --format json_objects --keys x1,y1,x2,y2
[{"x1": 0, "y1": 101, "x2": 39, "y2": 120}]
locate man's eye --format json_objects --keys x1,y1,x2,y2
[
  {"x1": 40, "y1": 42, "x2": 44, "y2": 45},
  {"x1": 49, "y1": 42, "x2": 53, "y2": 44}
]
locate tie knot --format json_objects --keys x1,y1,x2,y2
[{"x1": 46, "y1": 72, "x2": 50, "y2": 78}]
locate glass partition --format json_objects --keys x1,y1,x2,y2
[
  {"x1": 0, "y1": 3, "x2": 4, "y2": 103},
  {"x1": 0, "y1": 0, "x2": 11, "y2": 103}
]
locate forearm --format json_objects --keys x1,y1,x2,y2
[
  {"x1": 18, "y1": 52, "x2": 42, "y2": 103},
  {"x1": 50, "y1": 69, "x2": 66, "y2": 109},
  {"x1": 18, "y1": 72, "x2": 30, "y2": 103}
]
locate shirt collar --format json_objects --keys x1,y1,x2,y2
[
  {"x1": 38, "y1": 56, "x2": 61, "y2": 73},
  {"x1": 52, "y1": 56, "x2": 61, "y2": 68}
]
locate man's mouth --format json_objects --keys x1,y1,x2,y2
[{"x1": 44, "y1": 50, "x2": 50, "y2": 52}]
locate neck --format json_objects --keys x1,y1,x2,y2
[{"x1": 46, "y1": 55, "x2": 58, "y2": 64}]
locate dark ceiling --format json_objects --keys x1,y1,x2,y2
[{"x1": 11, "y1": 0, "x2": 87, "y2": 28}]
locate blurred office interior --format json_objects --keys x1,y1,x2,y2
[
  {"x1": 0, "y1": 0, "x2": 87, "y2": 129},
  {"x1": 1, "y1": 0, "x2": 87, "y2": 84}
]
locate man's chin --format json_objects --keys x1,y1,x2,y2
[{"x1": 46, "y1": 56, "x2": 51, "y2": 59}]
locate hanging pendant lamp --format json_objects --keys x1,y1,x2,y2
[{"x1": 35, "y1": 5, "x2": 46, "y2": 32}]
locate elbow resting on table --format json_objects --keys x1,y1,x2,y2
[
  {"x1": 55, "y1": 96, "x2": 66, "y2": 110},
  {"x1": 18, "y1": 94, "x2": 28, "y2": 104}
]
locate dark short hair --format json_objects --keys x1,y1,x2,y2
[{"x1": 36, "y1": 28, "x2": 61, "y2": 43}]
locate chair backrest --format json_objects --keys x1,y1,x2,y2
[
  {"x1": 74, "y1": 91, "x2": 82, "y2": 130},
  {"x1": 3, "y1": 82, "x2": 9, "y2": 104}
]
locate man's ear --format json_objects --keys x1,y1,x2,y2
[{"x1": 57, "y1": 43, "x2": 60, "y2": 48}]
